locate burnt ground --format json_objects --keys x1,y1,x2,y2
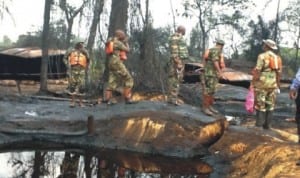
[{"x1": 0, "y1": 77, "x2": 300, "y2": 177}]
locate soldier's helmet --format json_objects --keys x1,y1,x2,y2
[
  {"x1": 215, "y1": 39, "x2": 225, "y2": 45},
  {"x1": 263, "y1": 39, "x2": 278, "y2": 50}
]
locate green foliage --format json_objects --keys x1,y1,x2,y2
[
  {"x1": 14, "y1": 20, "x2": 71, "y2": 48},
  {"x1": 280, "y1": 47, "x2": 300, "y2": 71},
  {"x1": 243, "y1": 16, "x2": 274, "y2": 61},
  {"x1": 86, "y1": 49, "x2": 104, "y2": 96},
  {"x1": 16, "y1": 32, "x2": 42, "y2": 47},
  {"x1": 188, "y1": 27, "x2": 202, "y2": 59},
  {"x1": 183, "y1": 0, "x2": 253, "y2": 58},
  {"x1": 282, "y1": 0, "x2": 300, "y2": 27},
  {"x1": 128, "y1": 26, "x2": 172, "y2": 90},
  {"x1": 0, "y1": 35, "x2": 14, "y2": 49},
  {"x1": 129, "y1": 26, "x2": 171, "y2": 59}
]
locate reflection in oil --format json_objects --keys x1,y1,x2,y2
[{"x1": 0, "y1": 149, "x2": 212, "y2": 178}]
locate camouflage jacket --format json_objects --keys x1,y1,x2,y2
[
  {"x1": 203, "y1": 47, "x2": 222, "y2": 77},
  {"x1": 107, "y1": 37, "x2": 128, "y2": 61},
  {"x1": 168, "y1": 32, "x2": 189, "y2": 60},
  {"x1": 253, "y1": 50, "x2": 282, "y2": 89}
]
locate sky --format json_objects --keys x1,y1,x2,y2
[{"x1": 0, "y1": 0, "x2": 292, "y2": 43}]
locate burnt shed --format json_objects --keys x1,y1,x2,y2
[{"x1": 0, "y1": 47, "x2": 67, "y2": 80}]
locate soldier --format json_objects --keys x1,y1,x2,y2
[
  {"x1": 167, "y1": 25, "x2": 189, "y2": 105},
  {"x1": 63, "y1": 41, "x2": 90, "y2": 108},
  {"x1": 103, "y1": 29, "x2": 136, "y2": 104},
  {"x1": 252, "y1": 39, "x2": 282, "y2": 129},
  {"x1": 201, "y1": 39, "x2": 225, "y2": 116},
  {"x1": 289, "y1": 68, "x2": 300, "y2": 143}
]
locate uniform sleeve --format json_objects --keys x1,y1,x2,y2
[
  {"x1": 169, "y1": 34, "x2": 179, "y2": 58},
  {"x1": 290, "y1": 68, "x2": 300, "y2": 90},
  {"x1": 178, "y1": 36, "x2": 189, "y2": 59},
  {"x1": 277, "y1": 56, "x2": 283, "y2": 73},
  {"x1": 255, "y1": 54, "x2": 264, "y2": 71},
  {"x1": 114, "y1": 40, "x2": 128, "y2": 51}
]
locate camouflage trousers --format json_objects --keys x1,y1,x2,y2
[
  {"x1": 68, "y1": 66, "x2": 86, "y2": 94},
  {"x1": 201, "y1": 75, "x2": 218, "y2": 95},
  {"x1": 254, "y1": 88, "x2": 276, "y2": 112},
  {"x1": 107, "y1": 58, "x2": 134, "y2": 90},
  {"x1": 166, "y1": 59, "x2": 184, "y2": 102}
]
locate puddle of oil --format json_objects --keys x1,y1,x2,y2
[{"x1": 0, "y1": 149, "x2": 221, "y2": 178}]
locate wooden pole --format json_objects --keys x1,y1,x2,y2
[{"x1": 87, "y1": 115, "x2": 95, "y2": 136}]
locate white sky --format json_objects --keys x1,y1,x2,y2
[{"x1": 0, "y1": 0, "x2": 291, "y2": 43}]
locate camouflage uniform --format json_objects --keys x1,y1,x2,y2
[
  {"x1": 63, "y1": 48, "x2": 89, "y2": 95},
  {"x1": 253, "y1": 50, "x2": 281, "y2": 112},
  {"x1": 202, "y1": 47, "x2": 222, "y2": 95},
  {"x1": 107, "y1": 38, "x2": 133, "y2": 91},
  {"x1": 201, "y1": 42, "x2": 224, "y2": 116},
  {"x1": 252, "y1": 49, "x2": 282, "y2": 129},
  {"x1": 167, "y1": 32, "x2": 189, "y2": 104}
]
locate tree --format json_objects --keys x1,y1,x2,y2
[
  {"x1": 273, "y1": 0, "x2": 281, "y2": 42},
  {"x1": 15, "y1": 20, "x2": 67, "y2": 49},
  {"x1": 15, "y1": 32, "x2": 41, "y2": 47},
  {"x1": 243, "y1": 16, "x2": 273, "y2": 61},
  {"x1": 0, "y1": 0, "x2": 12, "y2": 20},
  {"x1": 183, "y1": 0, "x2": 252, "y2": 54},
  {"x1": 282, "y1": 0, "x2": 300, "y2": 62},
  {"x1": 86, "y1": 0, "x2": 105, "y2": 52},
  {"x1": 107, "y1": 0, "x2": 129, "y2": 38},
  {"x1": 129, "y1": 0, "x2": 171, "y2": 91},
  {"x1": 59, "y1": 0, "x2": 87, "y2": 48},
  {"x1": 130, "y1": 0, "x2": 157, "y2": 90},
  {"x1": 84, "y1": 0, "x2": 105, "y2": 94},
  {"x1": 40, "y1": 0, "x2": 53, "y2": 93},
  {"x1": 0, "y1": 35, "x2": 13, "y2": 49}
]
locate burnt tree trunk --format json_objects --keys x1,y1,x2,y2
[
  {"x1": 86, "y1": 0, "x2": 104, "y2": 52},
  {"x1": 40, "y1": 0, "x2": 52, "y2": 92},
  {"x1": 107, "y1": 0, "x2": 129, "y2": 37},
  {"x1": 136, "y1": 0, "x2": 160, "y2": 90}
]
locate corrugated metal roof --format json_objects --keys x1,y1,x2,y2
[{"x1": 0, "y1": 47, "x2": 66, "y2": 58}]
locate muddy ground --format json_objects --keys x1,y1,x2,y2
[{"x1": 0, "y1": 78, "x2": 300, "y2": 178}]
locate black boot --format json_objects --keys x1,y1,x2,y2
[
  {"x1": 263, "y1": 110, "x2": 273, "y2": 129},
  {"x1": 255, "y1": 110, "x2": 266, "y2": 127}
]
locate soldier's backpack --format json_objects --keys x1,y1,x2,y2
[
  {"x1": 268, "y1": 53, "x2": 282, "y2": 70},
  {"x1": 68, "y1": 51, "x2": 87, "y2": 68},
  {"x1": 105, "y1": 40, "x2": 128, "y2": 61},
  {"x1": 105, "y1": 41, "x2": 114, "y2": 55}
]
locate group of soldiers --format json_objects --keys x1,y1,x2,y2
[
  {"x1": 63, "y1": 26, "x2": 300, "y2": 140},
  {"x1": 63, "y1": 29, "x2": 136, "y2": 107}
]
